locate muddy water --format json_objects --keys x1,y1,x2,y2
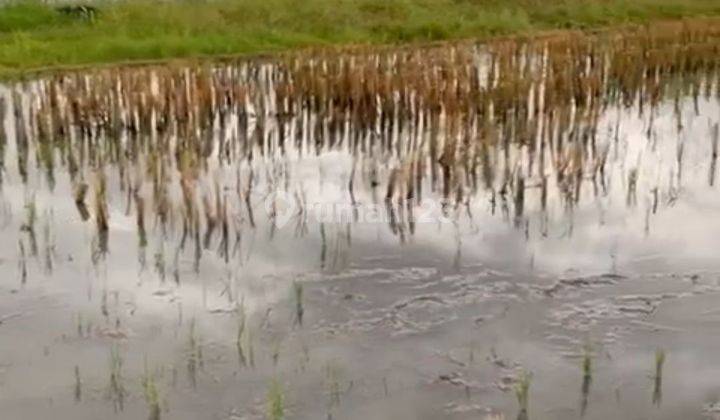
[{"x1": 2, "y1": 29, "x2": 720, "y2": 420}]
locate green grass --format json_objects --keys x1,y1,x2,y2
[{"x1": 1, "y1": 0, "x2": 720, "y2": 78}]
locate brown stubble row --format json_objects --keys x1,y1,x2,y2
[{"x1": 2, "y1": 20, "x2": 720, "y2": 253}]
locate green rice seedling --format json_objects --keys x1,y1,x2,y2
[
  {"x1": 74, "y1": 365, "x2": 82, "y2": 403},
  {"x1": 297, "y1": 339, "x2": 310, "y2": 372},
  {"x1": 581, "y1": 346, "x2": 592, "y2": 416},
  {"x1": 272, "y1": 339, "x2": 281, "y2": 368},
  {"x1": 246, "y1": 325, "x2": 255, "y2": 368},
  {"x1": 514, "y1": 370, "x2": 531, "y2": 420},
  {"x1": 267, "y1": 379, "x2": 285, "y2": 420},
  {"x1": 326, "y1": 363, "x2": 342, "y2": 409},
  {"x1": 319, "y1": 223, "x2": 327, "y2": 270},
  {"x1": 145, "y1": 377, "x2": 161, "y2": 420},
  {"x1": 18, "y1": 240, "x2": 27, "y2": 285},
  {"x1": 582, "y1": 348, "x2": 592, "y2": 382},
  {"x1": 236, "y1": 313, "x2": 247, "y2": 367},
  {"x1": 107, "y1": 345, "x2": 126, "y2": 412},
  {"x1": 653, "y1": 349, "x2": 665, "y2": 406},
  {"x1": 187, "y1": 318, "x2": 199, "y2": 388},
  {"x1": 76, "y1": 312, "x2": 84, "y2": 338},
  {"x1": 142, "y1": 361, "x2": 162, "y2": 420},
  {"x1": 292, "y1": 281, "x2": 304, "y2": 327}
]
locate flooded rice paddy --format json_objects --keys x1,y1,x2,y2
[{"x1": 3, "y1": 21, "x2": 720, "y2": 420}]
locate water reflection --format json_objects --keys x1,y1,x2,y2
[{"x1": 1, "y1": 21, "x2": 720, "y2": 420}]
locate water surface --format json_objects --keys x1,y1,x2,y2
[{"x1": 2, "y1": 25, "x2": 720, "y2": 419}]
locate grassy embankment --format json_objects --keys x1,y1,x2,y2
[{"x1": 1, "y1": 0, "x2": 720, "y2": 78}]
